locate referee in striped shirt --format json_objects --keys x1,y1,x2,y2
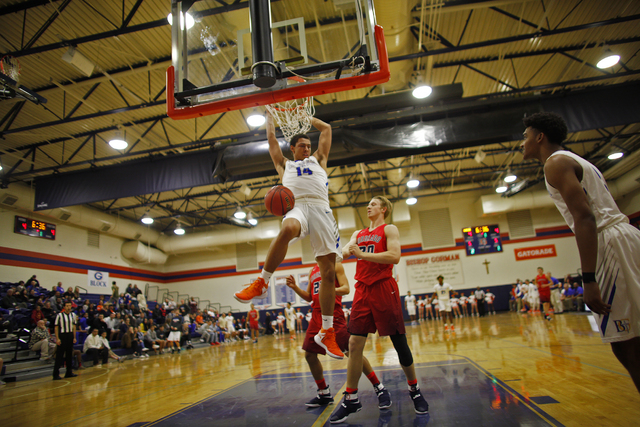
[{"x1": 53, "y1": 301, "x2": 78, "y2": 380}]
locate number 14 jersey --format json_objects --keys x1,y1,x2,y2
[
  {"x1": 354, "y1": 224, "x2": 393, "y2": 286},
  {"x1": 282, "y1": 156, "x2": 329, "y2": 202}
]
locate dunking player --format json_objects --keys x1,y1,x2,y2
[
  {"x1": 521, "y1": 111, "x2": 640, "y2": 393},
  {"x1": 285, "y1": 262, "x2": 390, "y2": 409},
  {"x1": 234, "y1": 112, "x2": 343, "y2": 359},
  {"x1": 330, "y1": 196, "x2": 428, "y2": 423}
]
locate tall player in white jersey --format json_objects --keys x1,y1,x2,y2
[
  {"x1": 522, "y1": 112, "x2": 640, "y2": 393},
  {"x1": 234, "y1": 112, "x2": 344, "y2": 360}
]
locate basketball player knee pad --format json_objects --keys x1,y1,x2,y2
[{"x1": 390, "y1": 334, "x2": 413, "y2": 367}]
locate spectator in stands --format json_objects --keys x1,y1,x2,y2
[
  {"x1": 99, "y1": 330, "x2": 125, "y2": 363},
  {"x1": 189, "y1": 297, "x2": 198, "y2": 314},
  {"x1": 31, "y1": 304, "x2": 45, "y2": 326},
  {"x1": 77, "y1": 312, "x2": 89, "y2": 344},
  {"x1": 83, "y1": 328, "x2": 109, "y2": 367},
  {"x1": 1, "y1": 289, "x2": 20, "y2": 310},
  {"x1": 27, "y1": 275, "x2": 40, "y2": 287},
  {"x1": 126, "y1": 284, "x2": 134, "y2": 295},
  {"x1": 55, "y1": 282, "x2": 64, "y2": 294},
  {"x1": 27, "y1": 289, "x2": 39, "y2": 305},
  {"x1": 132, "y1": 284, "x2": 142, "y2": 297},
  {"x1": 29, "y1": 320, "x2": 56, "y2": 360},
  {"x1": 119, "y1": 317, "x2": 131, "y2": 339},
  {"x1": 179, "y1": 299, "x2": 190, "y2": 316},
  {"x1": 198, "y1": 319, "x2": 215, "y2": 344},
  {"x1": 122, "y1": 326, "x2": 142, "y2": 358},
  {"x1": 111, "y1": 281, "x2": 119, "y2": 304},
  {"x1": 180, "y1": 323, "x2": 194, "y2": 349},
  {"x1": 16, "y1": 289, "x2": 30, "y2": 306},
  {"x1": 135, "y1": 327, "x2": 150, "y2": 357},
  {"x1": 137, "y1": 293, "x2": 147, "y2": 310},
  {"x1": 73, "y1": 287, "x2": 81, "y2": 300},
  {"x1": 162, "y1": 298, "x2": 172, "y2": 311},
  {"x1": 573, "y1": 283, "x2": 584, "y2": 311},
  {"x1": 63, "y1": 287, "x2": 74, "y2": 299},
  {"x1": 153, "y1": 304, "x2": 165, "y2": 325},
  {"x1": 561, "y1": 283, "x2": 574, "y2": 311},
  {"x1": 144, "y1": 324, "x2": 165, "y2": 354},
  {"x1": 105, "y1": 313, "x2": 118, "y2": 340},
  {"x1": 167, "y1": 308, "x2": 183, "y2": 353},
  {"x1": 92, "y1": 313, "x2": 108, "y2": 334},
  {"x1": 48, "y1": 292, "x2": 60, "y2": 312}
]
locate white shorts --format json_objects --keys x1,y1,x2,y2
[
  {"x1": 286, "y1": 319, "x2": 295, "y2": 330},
  {"x1": 284, "y1": 201, "x2": 342, "y2": 262},
  {"x1": 167, "y1": 331, "x2": 181, "y2": 342},
  {"x1": 407, "y1": 306, "x2": 416, "y2": 316},
  {"x1": 439, "y1": 301, "x2": 452, "y2": 312},
  {"x1": 595, "y1": 222, "x2": 640, "y2": 343}
]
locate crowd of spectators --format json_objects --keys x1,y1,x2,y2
[{"x1": 0, "y1": 276, "x2": 263, "y2": 373}]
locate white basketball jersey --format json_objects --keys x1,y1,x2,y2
[
  {"x1": 282, "y1": 156, "x2": 329, "y2": 202},
  {"x1": 545, "y1": 151, "x2": 628, "y2": 233},
  {"x1": 434, "y1": 283, "x2": 451, "y2": 300}
]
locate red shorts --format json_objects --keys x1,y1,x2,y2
[
  {"x1": 539, "y1": 288, "x2": 551, "y2": 303},
  {"x1": 349, "y1": 277, "x2": 406, "y2": 337},
  {"x1": 303, "y1": 310, "x2": 349, "y2": 355},
  {"x1": 249, "y1": 321, "x2": 259, "y2": 330}
]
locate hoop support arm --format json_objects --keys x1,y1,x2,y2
[{"x1": 167, "y1": 25, "x2": 390, "y2": 120}]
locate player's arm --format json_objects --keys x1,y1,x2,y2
[
  {"x1": 544, "y1": 156, "x2": 609, "y2": 315},
  {"x1": 310, "y1": 117, "x2": 331, "y2": 169},
  {"x1": 266, "y1": 111, "x2": 287, "y2": 179},
  {"x1": 335, "y1": 262, "x2": 350, "y2": 296},
  {"x1": 349, "y1": 225, "x2": 401, "y2": 264},
  {"x1": 285, "y1": 274, "x2": 312, "y2": 302},
  {"x1": 342, "y1": 229, "x2": 359, "y2": 259}
]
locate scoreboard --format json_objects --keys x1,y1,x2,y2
[
  {"x1": 14, "y1": 215, "x2": 56, "y2": 240},
  {"x1": 462, "y1": 224, "x2": 502, "y2": 256}
]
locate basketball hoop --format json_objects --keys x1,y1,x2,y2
[
  {"x1": 265, "y1": 96, "x2": 315, "y2": 143},
  {"x1": 1, "y1": 55, "x2": 21, "y2": 83}
]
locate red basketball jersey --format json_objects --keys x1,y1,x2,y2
[
  {"x1": 309, "y1": 265, "x2": 342, "y2": 317},
  {"x1": 536, "y1": 274, "x2": 551, "y2": 299},
  {"x1": 354, "y1": 224, "x2": 393, "y2": 286},
  {"x1": 248, "y1": 309, "x2": 259, "y2": 322}
]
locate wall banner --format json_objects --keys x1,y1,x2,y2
[
  {"x1": 87, "y1": 270, "x2": 111, "y2": 295},
  {"x1": 514, "y1": 244, "x2": 557, "y2": 261},
  {"x1": 406, "y1": 252, "x2": 465, "y2": 292}
]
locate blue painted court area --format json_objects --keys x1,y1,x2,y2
[{"x1": 136, "y1": 360, "x2": 563, "y2": 426}]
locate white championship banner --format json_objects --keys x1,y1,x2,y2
[
  {"x1": 406, "y1": 252, "x2": 465, "y2": 293},
  {"x1": 87, "y1": 270, "x2": 111, "y2": 295}
]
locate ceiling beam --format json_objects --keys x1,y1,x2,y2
[{"x1": 0, "y1": 0, "x2": 62, "y2": 16}]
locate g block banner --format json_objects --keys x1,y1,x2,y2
[
  {"x1": 515, "y1": 244, "x2": 557, "y2": 261},
  {"x1": 87, "y1": 270, "x2": 111, "y2": 295}
]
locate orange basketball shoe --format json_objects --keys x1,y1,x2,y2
[
  {"x1": 234, "y1": 278, "x2": 268, "y2": 303},
  {"x1": 314, "y1": 327, "x2": 344, "y2": 359}
]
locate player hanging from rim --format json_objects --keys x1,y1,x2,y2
[
  {"x1": 285, "y1": 262, "x2": 390, "y2": 409},
  {"x1": 234, "y1": 112, "x2": 344, "y2": 359},
  {"x1": 330, "y1": 196, "x2": 428, "y2": 423},
  {"x1": 521, "y1": 111, "x2": 640, "y2": 393}
]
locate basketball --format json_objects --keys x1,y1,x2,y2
[{"x1": 265, "y1": 185, "x2": 295, "y2": 216}]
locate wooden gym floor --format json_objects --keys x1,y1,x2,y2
[{"x1": 0, "y1": 312, "x2": 638, "y2": 427}]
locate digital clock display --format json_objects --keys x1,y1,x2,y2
[
  {"x1": 14, "y1": 215, "x2": 56, "y2": 240},
  {"x1": 462, "y1": 224, "x2": 502, "y2": 256}
]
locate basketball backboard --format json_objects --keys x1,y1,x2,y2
[
  {"x1": 167, "y1": 0, "x2": 389, "y2": 120},
  {"x1": 0, "y1": 55, "x2": 47, "y2": 104}
]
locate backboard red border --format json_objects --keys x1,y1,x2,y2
[{"x1": 167, "y1": 25, "x2": 389, "y2": 120}]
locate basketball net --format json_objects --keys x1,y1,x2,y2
[
  {"x1": 1, "y1": 55, "x2": 21, "y2": 83},
  {"x1": 265, "y1": 96, "x2": 315, "y2": 143}
]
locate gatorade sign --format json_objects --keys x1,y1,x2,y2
[{"x1": 514, "y1": 244, "x2": 557, "y2": 261}]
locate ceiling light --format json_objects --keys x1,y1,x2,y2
[
  {"x1": 167, "y1": 12, "x2": 195, "y2": 30},
  {"x1": 412, "y1": 84, "x2": 432, "y2": 99},
  {"x1": 247, "y1": 213, "x2": 258, "y2": 226},
  {"x1": 406, "y1": 197, "x2": 417, "y2": 205},
  {"x1": 234, "y1": 207, "x2": 246, "y2": 219},
  {"x1": 174, "y1": 224, "x2": 185, "y2": 235},
  {"x1": 109, "y1": 130, "x2": 127, "y2": 150},
  {"x1": 0, "y1": 165, "x2": 3, "y2": 171},
  {"x1": 496, "y1": 186, "x2": 508, "y2": 193},
  {"x1": 407, "y1": 179, "x2": 419, "y2": 188},
  {"x1": 504, "y1": 173, "x2": 517, "y2": 183},
  {"x1": 597, "y1": 50, "x2": 620, "y2": 69},
  {"x1": 141, "y1": 216, "x2": 154, "y2": 225},
  {"x1": 246, "y1": 111, "x2": 265, "y2": 127},
  {"x1": 607, "y1": 152, "x2": 624, "y2": 160}
]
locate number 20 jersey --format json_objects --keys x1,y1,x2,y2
[
  {"x1": 282, "y1": 156, "x2": 329, "y2": 202},
  {"x1": 354, "y1": 224, "x2": 393, "y2": 286}
]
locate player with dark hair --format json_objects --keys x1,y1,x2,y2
[
  {"x1": 286, "y1": 262, "x2": 390, "y2": 409},
  {"x1": 234, "y1": 112, "x2": 344, "y2": 359},
  {"x1": 330, "y1": 196, "x2": 428, "y2": 423},
  {"x1": 522, "y1": 111, "x2": 640, "y2": 393}
]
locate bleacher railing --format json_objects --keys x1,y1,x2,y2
[
  {"x1": 76, "y1": 286, "x2": 88, "y2": 294},
  {"x1": 198, "y1": 300, "x2": 210, "y2": 310},
  {"x1": 220, "y1": 306, "x2": 231, "y2": 314}
]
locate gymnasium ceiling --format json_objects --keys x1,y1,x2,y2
[{"x1": 0, "y1": 0, "x2": 639, "y2": 235}]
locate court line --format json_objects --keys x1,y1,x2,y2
[
  {"x1": 496, "y1": 337, "x2": 631, "y2": 377},
  {"x1": 311, "y1": 380, "x2": 348, "y2": 427}
]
